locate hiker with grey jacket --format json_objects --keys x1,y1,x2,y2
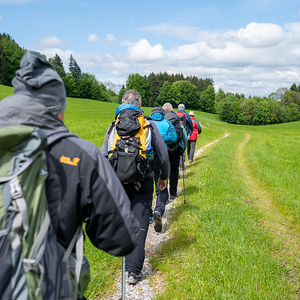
[
  {"x1": 0, "y1": 51, "x2": 140, "y2": 299},
  {"x1": 101, "y1": 90, "x2": 169, "y2": 285}
]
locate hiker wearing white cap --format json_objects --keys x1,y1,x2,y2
[{"x1": 187, "y1": 111, "x2": 202, "y2": 163}]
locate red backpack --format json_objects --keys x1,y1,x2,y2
[{"x1": 176, "y1": 111, "x2": 186, "y2": 125}]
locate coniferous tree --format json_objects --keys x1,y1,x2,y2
[
  {"x1": 68, "y1": 54, "x2": 81, "y2": 82},
  {"x1": 290, "y1": 83, "x2": 297, "y2": 91},
  {"x1": 146, "y1": 72, "x2": 161, "y2": 107},
  {"x1": 49, "y1": 53, "x2": 66, "y2": 79}
]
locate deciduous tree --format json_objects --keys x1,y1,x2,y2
[
  {"x1": 170, "y1": 80, "x2": 200, "y2": 109},
  {"x1": 157, "y1": 81, "x2": 173, "y2": 106},
  {"x1": 126, "y1": 73, "x2": 148, "y2": 106}
]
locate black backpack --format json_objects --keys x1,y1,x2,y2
[
  {"x1": 108, "y1": 109, "x2": 153, "y2": 186},
  {"x1": 165, "y1": 111, "x2": 183, "y2": 154}
]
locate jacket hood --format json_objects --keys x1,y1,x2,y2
[
  {"x1": 12, "y1": 50, "x2": 66, "y2": 115},
  {"x1": 151, "y1": 112, "x2": 164, "y2": 121},
  {"x1": 115, "y1": 103, "x2": 143, "y2": 118},
  {"x1": 0, "y1": 95, "x2": 68, "y2": 136}
]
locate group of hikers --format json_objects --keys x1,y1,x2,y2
[{"x1": 0, "y1": 51, "x2": 201, "y2": 299}]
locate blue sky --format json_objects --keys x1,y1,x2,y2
[{"x1": 1, "y1": 0, "x2": 300, "y2": 96}]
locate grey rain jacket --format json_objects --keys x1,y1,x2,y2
[{"x1": 0, "y1": 95, "x2": 140, "y2": 256}]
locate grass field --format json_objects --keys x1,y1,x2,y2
[{"x1": 1, "y1": 85, "x2": 300, "y2": 299}]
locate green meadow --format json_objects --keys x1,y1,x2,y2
[{"x1": 1, "y1": 85, "x2": 300, "y2": 299}]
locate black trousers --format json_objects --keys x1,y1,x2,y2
[
  {"x1": 169, "y1": 152, "x2": 180, "y2": 197},
  {"x1": 123, "y1": 178, "x2": 153, "y2": 274},
  {"x1": 154, "y1": 161, "x2": 168, "y2": 216}
]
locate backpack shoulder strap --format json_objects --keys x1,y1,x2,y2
[{"x1": 62, "y1": 225, "x2": 84, "y2": 300}]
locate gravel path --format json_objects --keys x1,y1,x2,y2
[{"x1": 104, "y1": 191, "x2": 181, "y2": 300}]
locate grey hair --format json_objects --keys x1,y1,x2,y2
[
  {"x1": 162, "y1": 102, "x2": 173, "y2": 112},
  {"x1": 122, "y1": 89, "x2": 142, "y2": 107}
]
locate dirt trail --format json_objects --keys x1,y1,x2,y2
[
  {"x1": 236, "y1": 132, "x2": 300, "y2": 282},
  {"x1": 104, "y1": 133, "x2": 230, "y2": 300}
]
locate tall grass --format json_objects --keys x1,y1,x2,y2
[{"x1": 1, "y1": 84, "x2": 300, "y2": 299}]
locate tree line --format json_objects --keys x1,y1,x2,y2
[
  {"x1": 1, "y1": 32, "x2": 300, "y2": 125},
  {"x1": 118, "y1": 73, "x2": 213, "y2": 108},
  {"x1": 215, "y1": 88, "x2": 300, "y2": 125}
]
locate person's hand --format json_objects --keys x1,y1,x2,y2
[{"x1": 157, "y1": 178, "x2": 167, "y2": 191}]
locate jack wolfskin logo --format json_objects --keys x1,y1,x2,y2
[{"x1": 60, "y1": 156, "x2": 80, "y2": 166}]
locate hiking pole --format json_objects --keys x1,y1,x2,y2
[
  {"x1": 122, "y1": 256, "x2": 125, "y2": 300},
  {"x1": 182, "y1": 154, "x2": 186, "y2": 204}
]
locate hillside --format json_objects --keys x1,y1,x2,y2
[{"x1": 1, "y1": 84, "x2": 300, "y2": 299}]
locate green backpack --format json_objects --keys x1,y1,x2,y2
[{"x1": 0, "y1": 125, "x2": 90, "y2": 300}]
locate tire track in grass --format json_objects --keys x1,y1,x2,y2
[
  {"x1": 236, "y1": 132, "x2": 300, "y2": 287},
  {"x1": 194, "y1": 133, "x2": 230, "y2": 157}
]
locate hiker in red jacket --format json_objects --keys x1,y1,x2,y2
[{"x1": 187, "y1": 111, "x2": 202, "y2": 163}]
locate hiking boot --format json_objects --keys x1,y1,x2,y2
[
  {"x1": 153, "y1": 211, "x2": 162, "y2": 232},
  {"x1": 149, "y1": 210, "x2": 153, "y2": 224},
  {"x1": 128, "y1": 272, "x2": 143, "y2": 285}
]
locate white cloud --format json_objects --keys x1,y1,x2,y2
[
  {"x1": 88, "y1": 34, "x2": 99, "y2": 43},
  {"x1": 0, "y1": 15, "x2": 2, "y2": 19},
  {"x1": 36, "y1": 36, "x2": 64, "y2": 48},
  {"x1": 105, "y1": 33, "x2": 116, "y2": 43},
  {"x1": 34, "y1": 21, "x2": 300, "y2": 97},
  {"x1": 237, "y1": 22, "x2": 286, "y2": 48},
  {"x1": 127, "y1": 39, "x2": 164, "y2": 62}
]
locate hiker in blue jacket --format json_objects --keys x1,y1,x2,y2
[{"x1": 150, "y1": 107, "x2": 177, "y2": 232}]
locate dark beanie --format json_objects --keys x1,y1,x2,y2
[
  {"x1": 12, "y1": 50, "x2": 66, "y2": 115},
  {"x1": 151, "y1": 107, "x2": 164, "y2": 115}
]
